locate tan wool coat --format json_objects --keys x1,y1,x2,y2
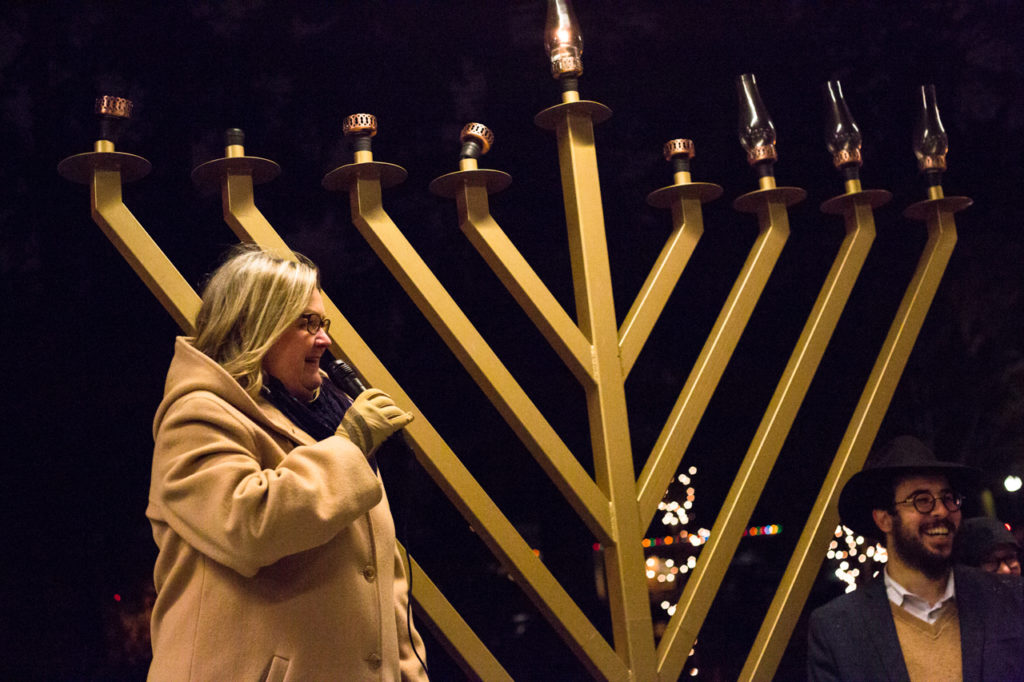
[{"x1": 146, "y1": 338, "x2": 427, "y2": 681}]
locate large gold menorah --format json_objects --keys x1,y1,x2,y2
[{"x1": 59, "y1": 7, "x2": 970, "y2": 681}]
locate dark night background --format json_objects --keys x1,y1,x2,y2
[{"x1": 3, "y1": 1, "x2": 1024, "y2": 679}]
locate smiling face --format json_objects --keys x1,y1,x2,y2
[
  {"x1": 261, "y1": 289, "x2": 331, "y2": 401},
  {"x1": 874, "y1": 473, "x2": 961, "y2": 580}
]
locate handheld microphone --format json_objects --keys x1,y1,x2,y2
[
  {"x1": 326, "y1": 358, "x2": 376, "y2": 473},
  {"x1": 326, "y1": 358, "x2": 367, "y2": 398}
]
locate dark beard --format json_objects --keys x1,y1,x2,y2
[{"x1": 890, "y1": 514, "x2": 955, "y2": 580}]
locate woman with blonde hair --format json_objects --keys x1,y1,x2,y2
[{"x1": 146, "y1": 244, "x2": 428, "y2": 681}]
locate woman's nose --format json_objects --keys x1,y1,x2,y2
[{"x1": 315, "y1": 329, "x2": 331, "y2": 346}]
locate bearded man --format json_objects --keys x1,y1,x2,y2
[{"x1": 807, "y1": 436, "x2": 1024, "y2": 681}]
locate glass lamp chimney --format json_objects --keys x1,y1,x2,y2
[
  {"x1": 913, "y1": 84, "x2": 948, "y2": 176},
  {"x1": 545, "y1": 0, "x2": 583, "y2": 80},
  {"x1": 736, "y1": 74, "x2": 777, "y2": 167},
  {"x1": 823, "y1": 80, "x2": 862, "y2": 175}
]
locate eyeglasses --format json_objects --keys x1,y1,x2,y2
[
  {"x1": 298, "y1": 313, "x2": 331, "y2": 335},
  {"x1": 978, "y1": 548, "x2": 1019, "y2": 569},
  {"x1": 892, "y1": 491, "x2": 963, "y2": 514},
  {"x1": 980, "y1": 550, "x2": 1021, "y2": 573}
]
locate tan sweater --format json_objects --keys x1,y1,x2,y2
[{"x1": 890, "y1": 601, "x2": 962, "y2": 682}]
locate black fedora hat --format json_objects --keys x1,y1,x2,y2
[{"x1": 837, "y1": 435, "x2": 983, "y2": 539}]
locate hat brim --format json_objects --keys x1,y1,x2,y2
[{"x1": 838, "y1": 462, "x2": 983, "y2": 539}]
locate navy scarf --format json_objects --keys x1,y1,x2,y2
[{"x1": 261, "y1": 374, "x2": 352, "y2": 442}]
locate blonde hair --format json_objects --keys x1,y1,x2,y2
[{"x1": 193, "y1": 244, "x2": 321, "y2": 397}]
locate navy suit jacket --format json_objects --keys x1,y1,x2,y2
[{"x1": 807, "y1": 565, "x2": 1024, "y2": 681}]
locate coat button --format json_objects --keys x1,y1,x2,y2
[
  {"x1": 362, "y1": 565, "x2": 376, "y2": 581},
  {"x1": 366, "y1": 652, "x2": 382, "y2": 669}
]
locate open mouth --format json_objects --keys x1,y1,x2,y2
[{"x1": 922, "y1": 523, "x2": 954, "y2": 538}]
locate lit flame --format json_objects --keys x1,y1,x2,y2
[{"x1": 544, "y1": 0, "x2": 583, "y2": 77}]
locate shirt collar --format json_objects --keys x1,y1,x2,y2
[{"x1": 884, "y1": 567, "x2": 956, "y2": 624}]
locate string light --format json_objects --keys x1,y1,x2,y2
[
  {"x1": 592, "y1": 463, "x2": 786, "y2": 677},
  {"x1": 828, "y1": 525, "x2": 886, "y2": 592}
]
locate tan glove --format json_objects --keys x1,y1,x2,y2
[{"x1": 338, "y1": 388, "x2": 414, "y2": 456}]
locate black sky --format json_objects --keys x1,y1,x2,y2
[{"x1": 3, "y1": 1, "x2": 1024, "y2": 679}]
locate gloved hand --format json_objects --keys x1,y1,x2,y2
[{"x1": 337, "y1": 388, "x2": 414, "y2": 456}]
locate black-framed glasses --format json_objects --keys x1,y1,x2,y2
[
  {"x1": 298, "y1": 313, "x2": 331, "y2": 335},
  {"x1": 892, "y1": 491, "x2": 963, "y2": 514},
  {"x1": 980, "y1": 550, "x2": 1021, "y2": 573}
]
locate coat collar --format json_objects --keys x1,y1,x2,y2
[
  {"x1": 861, "y1": 565, "x2": 986, "y2": 681},
  {"x1": 952, "y1": 565, "x2": 983, "y2": 681},
  {"x1": 858, "y1": 576, "x2": 912, "y2": 682},
  {"x1": 161, "y1": 337, "x2": 319, "y2": 448},
  {"x1": 254, "y1": 393, "x2": 319, "y2": 447}
]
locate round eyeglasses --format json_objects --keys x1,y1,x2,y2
[
  {"x1": 298, "y1": 313, "x2": 331, "y2": 335},
  {"x1": 892, "y1": 492, "x2": 963, "y2": 514}
]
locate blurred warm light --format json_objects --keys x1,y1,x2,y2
[{"x1": 1004, "y1": 475, "x2": 1022, "y2": 492}]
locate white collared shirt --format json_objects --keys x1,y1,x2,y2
[{"x1": 884, "y1": 567, "x2": 956, "y2": 624}]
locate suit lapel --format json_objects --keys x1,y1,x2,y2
[
  {"x1": 953, "y1": 566, "x2": 982, "y2": 680},
  {"x1": 859, "y1": 577, "x2": 912, "y2": 682}
]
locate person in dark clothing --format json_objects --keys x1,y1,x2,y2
[{"x1": 807, "y1": 435, "x2": 1024, "y2": 681}]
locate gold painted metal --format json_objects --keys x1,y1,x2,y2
[
  {"x1": 657, "y1": 185, "x2": 889, "y2": 681},
  {"x1": 430, "y1": 167, "x2": 591, "y2": 386},
  {"x1": 322, "y1": 152, "x2": 407, "y2": 191},
  {"x1": 742, "y1": 190, "x2": 970, "y2": 681},
  {"x1": 619, "y1": 147, "x2": 722, "y2": 378},
  {"x1": 191, "y1": 140, "x2": 280, "y2": 190},
  {"x1": 431, "y1": 166, "x2": 513, "y2": 198},
  {"x1": 337, "y1": 169, "x2": 612, "y2": 543},
  {"x1": 542, "y1": 98, "x2": 658, "y2": 680},
  {"x1": 637, "y1": 184, "x2": 804, "y2": 524},
  {"x1": 64, "y1": 125, "x2": 516, "y2": 680},
  {"x1": 58, "y1": 144, "x2": 200, "y2": 334},
  {"x1": 201, "y1": 139, "x2": 530, "y2": 681},
  {"x1": 405, "y1": 554, "x2": 513, "y2": 681},
  {"x1": 535, "y1": 100, "x2": 611, "y2": 129},
  {"x1": 327, "y1": 157, "x2": 629, "y2": 679},
  {"x1": 62, "y1": 76, "x2": 971, "y2": 681}
]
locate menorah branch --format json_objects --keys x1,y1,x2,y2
[
  {"x1": 451, "y1": 181, "x2": 595, "y2": 386},
  {"x1": 637, "y1": 191, "x2": 798, "y2": 523},
  {"x1": 743, "y1": 197, "x2": 967, "y2": 679},
  {"x1": 657, "y1": 186, "x2": 882, "y2": 681}
]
